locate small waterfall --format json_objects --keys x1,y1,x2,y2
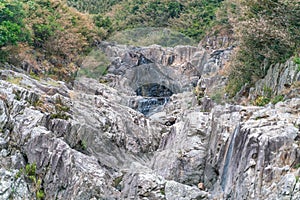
[
  {"x1": 134, "y1": 83, "x2": 173, "y2": 116},
  {"x1": 137, "y1": 97, "x2": 169, "y2": 116},
  {"x1": 221, "y1": 124, "x2": 240, "y2": 191}
]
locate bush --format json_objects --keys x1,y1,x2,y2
[
  {"x1": 50, "y1": 96, "x2": 71, "y2": 120},
  {"x1": 295, "y1": 57, "x2": 300, "y2": 65},
  {"x1": 0, "y1": 0, "x2": 29, "y2": 47},
  {"x1": 15, "y1": 163, "x2": 44, "y2": 200},
  {"x1": 67, "y1": 0, "x2": 122, "y2": 14},
  {"x1": 223, "y1": 0, "x2": 300, "y2": 97},
  {"x1": 253, "y1": 96, "x2": 270, "y2": 107}
]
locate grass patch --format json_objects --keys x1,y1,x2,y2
[
  {"x1": 29, "y1": 72, "x2": 41, "y2": 81},
  {"x1": 7, "y1": 76, "x2": 23, "y2": 85},
  {"x1": 210, "y1": 89, "x2": 224, "y2": 104},
  {"x1": 294, "y1": 57, "x2": 300, "y2": 65},
  {"x1": 271, "y1": 95, "x2": 284, "y2": 104},
  {"x1": 45, "y1": 79, "x2": 60, "y2": 87},
  {"x1": 294, "y1": 163, "x2": 300, "y2": 169}
]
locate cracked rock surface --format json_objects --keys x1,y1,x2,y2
[{"x1": 0, "y1": 43, "x2": 299, "y2": 199}]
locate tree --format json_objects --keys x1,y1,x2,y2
[{"x1": 0, "y1": 0, "x2": 28, "y2": 47}]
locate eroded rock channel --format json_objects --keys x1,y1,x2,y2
[{"x1": 0, "y1": 42, "x2": 299, "y2": 200}]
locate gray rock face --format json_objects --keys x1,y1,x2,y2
[
  {"x1": 251, "y1": 59, "x2": 300, "y2": 98},
  {"x1": 0, "y1": 43, "x2": 299, "y2": 200},
  {"x1": 165, "y1": 180, "x2": 208, "y2": 200},
  {"x1": 120, "y1": 162, "x2": 166, "y2": 199},
  {"x1": 99, "y1": 42, "x2": 233, "y2": 116},
  {"x1": 206, "y1": 100, "x2": 300, "y2": 199},
  {"x1": 25, "y1": 135, "x2": 120, "y2": 199},
  {"x1": 0, "y1": 169, "x2": 33, "y2": 200},
  {"x1": 100, "y1": 42, "x2": 233, "y2": 95},
  {"x1": 199, "y1": 35, "x2": 236, "y2": 50}
]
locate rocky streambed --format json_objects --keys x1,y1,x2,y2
[{"x1": 0, "y1": 43, "x2": 299, "y2": 199}]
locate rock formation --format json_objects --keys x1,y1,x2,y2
[{"x1": 0, "y1": 43, "x2": 299, "y2": 200}]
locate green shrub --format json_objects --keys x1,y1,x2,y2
[
  {"x1": 0, "y1": 0, "x2": 29, "y2": 47},
  {"x1": 81, "y1": 140, "x2": 87, "y2": 150},
  {"x1": 50, "y1": 96, "x2": 71, "y2": 120},
  {"x1": 210, "y1": 90, "x2": 224, "y2": 104},
  {"x1": 294, "y1": 57, "x2": 300, "y2": 65},
  {"x1": 15, "y1": 163, "x2": 44, "y2": 200},
  {"x1": 271, "y1": 95, "x2": 284, "y2": 105},
  {"x1": 50, "y1": 113, "x2": 70, "y2": 120},
  {"x1": 263, "y1": 86, "x2": 272, "y2": 99},
  {"x1": 295, "y1": 57, "x2": 300, "y2": 72},
  {"x1": 253, "y1": 96, "x2": 270, "y2": 106},
  {"x1": 32, "y1": 23, "x2": 57, "y2": 47},
  {"x1": 294, "y1": 163, "x2": 300, "y2": 169}
]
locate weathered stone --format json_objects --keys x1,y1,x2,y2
[
  {"x1": 165, "y1": 180, "x2": 208, "y2": 200},
  {"x1": 206, "y1": 100, "x2": 300, "y2": 199},
  {"x1": 121, "y1": 162, "x2": 166, "y2": 199},
  {"x1": 251, "y1": 59, "x2": 300, "y2": 98},
  {"x1": 0, "y1": 168, "x2": 33, "y2": 200},
  {"x1": 0, "y1": 41, "x2": 299, "y2": 200}
]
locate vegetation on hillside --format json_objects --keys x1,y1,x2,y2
[
  {"x1": 0, "y1": 0, "x2": 105, "y2": 81},
  {"x1": 222, "y1": 0, "x2": 300, "y2": 97},
  {"x1": 0, "y1": 0, "x2": 28, "y2": 47},
  {"x1": 67, "y1": 0, "x2": 224, "y2": 40},
  {"x1": 1, "y1": 0, "x2": 224, "y2": 81},
  {"x1": 1, "y1": 0, "x2": 299, "y2": 98},
  {"x1": 67, "y1": 0, "x2": 122, "y2": 14}
]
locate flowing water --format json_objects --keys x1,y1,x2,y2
[
  {"x1": 221, "y1": 124, "x2": 240, "y2": 191},
  {"x1": 135, "y1": 83, "x2": 173, "y2": 116},
  {"x1": 137, "y1": 97, "x2": 170, "y2": 116}
]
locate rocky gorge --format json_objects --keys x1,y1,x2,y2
[{"x1": 0, "y1": 41, "x2": 300, "y2": 200}]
